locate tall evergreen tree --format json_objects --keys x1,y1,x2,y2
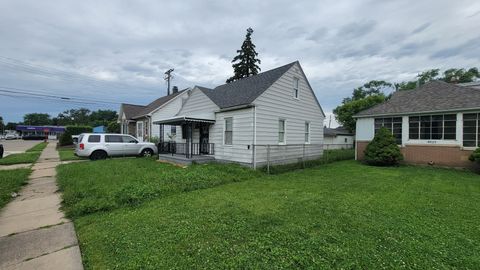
[{"x1": 226, "y1": 28, "x2": 261, "y2": 83}]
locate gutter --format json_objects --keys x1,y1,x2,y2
[
  {"x1": 216, "y1": 104, "x2": 254, "y2": 113},
  {"x1": 353, "y1": 106, "x2": 480, "y2": 118}
]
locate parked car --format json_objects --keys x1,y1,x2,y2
[
  {"x1": 5, "y1": 134, "x2": 17, "y2": 140},
  {"x1": 75, "y1": 133, "x2": 158, "y2": 160},
  {"x1": 22, "y1": 134, "x2": 45, "y2": 140}
]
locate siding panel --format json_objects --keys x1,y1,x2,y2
[{"x1": 254, "y1": 63, "x2": 325, "y2": 165}]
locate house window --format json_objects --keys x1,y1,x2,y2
[
  {"x1": 374, "y1": 117, "x2": 402, "y2": 144},
  {"x1": 278, "y1": 119, "x2": 286, "y2": 143},
  {"x1": 463, "y1": 113, "x2": 480, "y2": 147},
  {"x1": 293, "y1": 78, "x2": 299, "y2": 98},
  {"x1": 171, "y1": 126, "x2": 176, "y2": 135},
  {"x1": 224, "y1": 117, "x2": 233, "y2": 145},
  {"x1": 409, "y1": 114, "x2": 456, "y2": 140},
  {"x1": 304, "y1": 122, "x2": 310, "y2": 143}
]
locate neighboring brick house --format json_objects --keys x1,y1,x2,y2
[{"x1": 354, "y1": 80, "x2": 480, "y2": 168}]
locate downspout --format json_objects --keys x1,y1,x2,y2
[{"x1": 252, "y1": 106, "x2": 257, "y2": 169}]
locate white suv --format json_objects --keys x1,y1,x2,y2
[{"x1": 75, "y1": 133, "x2": 158, "y2": 160}]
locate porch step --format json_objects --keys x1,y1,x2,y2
[{"x1": 158, "y1": 154, "x2": 215, "y2": 165}]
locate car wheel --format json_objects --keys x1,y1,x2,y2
[
  {"x1": 90, "y1": 150, "x2": 107, "y2": 161},
  {"x1": 141, "y1": 148, "x2": 154, "y2": 157}
]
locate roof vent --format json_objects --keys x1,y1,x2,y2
[{"x1": 172, "y1": 86, "x2": 178, "y2": 94}]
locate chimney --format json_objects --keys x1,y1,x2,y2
[{"x1": 172, "y1": 86, "x2": 178, "y2": 94}]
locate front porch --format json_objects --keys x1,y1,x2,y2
[
  {"x1": 158, "y1": 153, "x2": 215, "y2": 165},
  {"x1": 154, "y1": 116, "x2": 216, "y2": 163}
]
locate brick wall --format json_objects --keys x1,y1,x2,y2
[{"x1": 356, "y1": 141, "x2": 475, "y2": 169}]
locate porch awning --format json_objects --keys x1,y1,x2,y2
[{"x1": 153, "y1": 115, "x2": 215, "y2": 125}]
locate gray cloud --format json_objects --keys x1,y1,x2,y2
[
  {"x1": 411, "y1": 22, "x2": 431, "y2": 34},
  {"x1": 337, "y1": 20, "x2": 377, "y2": 39},
  {"x1": 0, "y1": 0, "x2": 479, "y2": 123},
  {"x1": 430, "y1": 36, "x2": 480, "y2": 59}
]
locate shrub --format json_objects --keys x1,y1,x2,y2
[
  {"x1": 364, "y1": 127, "x2": 403, "y2": 166},
  {"x1": 107, "y1": 121, "x2": 120, "y2": 133},
  {"x1": 59, "y1": 125, "x2": 93, "y2": 146},
  {"x1": 469, "y1": 148, "x2": 480, "y2": 163}
]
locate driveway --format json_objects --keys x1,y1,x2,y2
[{"x1": 0, "y1": 140, "x2": 41, "y2": 156}]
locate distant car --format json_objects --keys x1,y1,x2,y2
[
  {"x1": 5, "y1": 134, "x2": 16, "y2": 140},
  {"x1": 75, "y1": 133, "x2": 158, "y2": 160}
]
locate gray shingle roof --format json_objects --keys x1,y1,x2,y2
[
  {"x1": 121, "y1": 103, "x2": 146, "y2": 119},
  {"x1": 132, "y1": 89, "x2": 188, "y2": 119},
  {"x1": 198, "y1": 62, "x2": 297, "y2": 109},
  {"x1": 324, "y1": 126, "x2": 353, "y2": 136},
  {"x1": 355, "y1": 81, "x2": 480, "y2": 117}
]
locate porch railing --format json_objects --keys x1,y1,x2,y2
[{"x1": 158, "y1": 142, "x2": 215, "y2": 157}]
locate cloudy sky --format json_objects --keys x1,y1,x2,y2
[{"x1": 1, "y1": 0, "x2": 479, "y2": 126}]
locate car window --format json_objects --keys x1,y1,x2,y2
[
  {"x1": 78, "y1": 135, "x2": 84, "y2": 143},
  {"x1": 105, "y1": 135, "x2": 123, "y2": 143},
  {"x1": 122, "y1": 136, "x2": 137, "y2": 143},
  {"x1": 88, "y1": 135, "x2": 101, "y2": 143}
]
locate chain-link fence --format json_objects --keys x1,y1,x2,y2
[{"x1": 253, "y1": 143, "x2": 354, "y2": 174}]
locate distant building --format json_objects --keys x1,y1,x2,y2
[
  {"x1": 16, "y1": 125, "x2": 65, "y2": 140},
  {"x1": 323, "y1": 127, "x2": 354, "y2": 149},
  {"x1": 93, "y1": 125, "x2": 107, "y2": 133}
]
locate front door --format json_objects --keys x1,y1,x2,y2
[
  {"x1": 199, "y1": 125, "x2": 209, "y2": 154},
  {"x1": 136, "y1": 121, "x2": 144, "y2": 142}
]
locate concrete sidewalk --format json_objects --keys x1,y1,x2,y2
[{"x1": 0, "y1": 142, "x2": 83, "y2": 270}]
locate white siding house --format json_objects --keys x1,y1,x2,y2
[
  {"x1": 118, "y1": 89, "x2": 190, "y2": 142},
  {"x1": 323, "y1": 127, "x2": 354, "y2": 149},
  {"x1": 154, "y1": 61, "x2": 325, "y2": 167}
]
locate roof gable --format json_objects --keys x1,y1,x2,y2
[
  {"x1": 200, "y1": 62, "x2": 297, "y2": 109},
  {"x1": 132, "y1": 89, "x2": 188, "y2": 119},
  {"x1": 120, "y1": 103, "x2": 146, "y2": 120},
  {"x1": 355, "y1": 81, "x2": 480, "y2": 117}
]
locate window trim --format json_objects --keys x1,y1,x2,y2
[
  {"x1": 278, "y1": 119, "x2": 286, "y2": 144},
  {"x1": 293, "y1": 77, "x2": 299, "y2": 99},
  {"x1": 408, "y1": 114, "x2": 457, "y2": 142},
  {"x1": 224, "y1": 117, "x2": 233, "y2": 146},
  {"x1": 304, "y1": 122, "x2": 310, "y2": 144},
  {"x1": 462, "y1": 112, "x2": 480, "y2": 149}
]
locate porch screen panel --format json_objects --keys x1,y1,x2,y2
[
  {"x1": 409, "y1": 114, "x2": 456, "y2": 140},
  {"x1": 374, "y1": 117, "x2": 402, "y2": 144},
  {"x1": 463, "y1": 113, "x2": 479, "y2": 147}
]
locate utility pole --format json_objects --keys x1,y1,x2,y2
[{"x1": 164, "y1": 68, "x2": 174, "y2": 95}]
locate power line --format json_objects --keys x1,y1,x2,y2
[
  {"x1": 0, "y1": 56, "x2": 160, "y2": 94},
  {"x1": 0, "y1": 86, "x2": 122, "y2": 104},
  {"x1": 0, "y1": 93, "x2": 113, "y2": 106}
]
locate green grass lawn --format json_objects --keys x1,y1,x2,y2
[
  {"x1": 58, "y1": 159, "x2": 480, "y2": 269},
  {"x1": 57, "y1": 158, "x2": 260, "y2": 217},
  {"x1": 26, "y1": 142, "x2": 48, "y2": 152},
  {"x1": 0, "y1": 141, "x2": 47, "y2": 165},
  {"x1": 0, "y1": 152, "x2": 42, "y2": 165},
  {"x1": 0, "y1": 169, "x2": 31, "y2": 209},
  {"x1": 58, "y1": 148, "x2": 83, "y2": 161}
]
